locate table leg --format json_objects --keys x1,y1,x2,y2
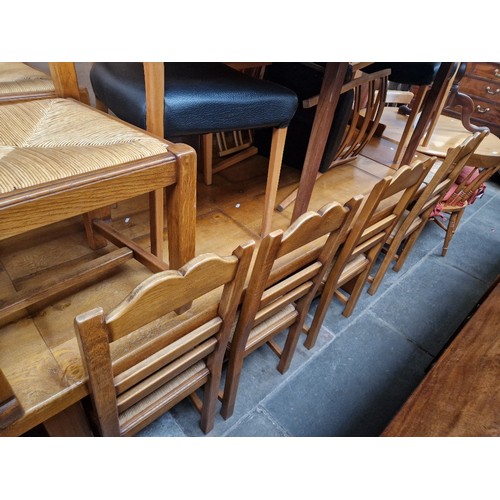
[
  {"x1": 400, "y1": 63, "x2": 454, "y2": 166},
  {"x1": 291, "y1": 62, "x2": 350, "y2": 222},
  {"x1": 42, "y1": 402, "x2": 93, "y2": 437}
]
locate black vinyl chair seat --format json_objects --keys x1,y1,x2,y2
[
  {"x1": 362, "y1": 62, "x2": 441, "y2": 86},
  {"x1": 90, "y1": 62, "x2": 298, "y2": 137}
]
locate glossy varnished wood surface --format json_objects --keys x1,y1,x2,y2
[
  {"x1": 0, "y1": 140, "x2": 399, "y2": 436},
  {"x1": 383, "y1": 281, "x2": 500, "y2": 437}
]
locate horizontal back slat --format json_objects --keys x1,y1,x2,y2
[
  {"x1": 114, "y1": 317, "x2": 222, "y2": 394},
  {"x1": 261, "y1": 262, "x2": 322, "y2": 308},
  {"x1": 117, "y1": 340, "x2": 216, "y2": 412}
]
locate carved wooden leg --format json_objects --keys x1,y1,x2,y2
[{"x1": 442, "y1": 209, "x2": 465, "y2": 257}]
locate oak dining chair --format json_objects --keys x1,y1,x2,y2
[
  {"x1": 220, "y1": 196, "x2": 362, "y2": 419},
  {"x1": 304, "y1": 158, "x2": 434, "y2": 349},
  {"x1": 367, "y1": 130, "x2": 489, "y2": 295},
  {"x1": 75, "y1": 241, "x2": 254, "y2": 436},
  {"x1": 89, "y1": 62, "x2": 299, "y2": 236},
  {"x1": 0, "y1": 63, "x2": 196, "y2": 326}
]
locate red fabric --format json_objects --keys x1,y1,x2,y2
[{"x1": 430, "y1": 166, "x2": 485, "y2": 219}]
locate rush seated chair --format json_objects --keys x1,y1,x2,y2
[
  {"x1": 0, "y1": 63, "x2": 196, "y2": 326},
  {"x1": 75, "y1": 242, "x2": 254, "y2": 436},
  {"x1": 90, "y1": 62, "x2": 299, "y2": 236},
  {"x1": 367, "y1": 130, "x2": 489, "y2": 295},
  {"x1": 304, "y1": 158, "x2": 434, "y2": 349},
  {"x1": 220, "y1": 196, "x2": 362, "y2": 419}
]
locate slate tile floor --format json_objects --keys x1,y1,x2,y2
[{"x1": 138, "y1": 177, "x2": 500, "y2": 438}]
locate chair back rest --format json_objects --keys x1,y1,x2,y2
[
  {"x1": 412, "y1": 131, "x2": 490, "y2": 222},
  {"x1": 237, "y1": 197, "x2": 362, "y2": 334},
  {"x1": 334, "y1": 158, "x2": 434, "y2": 269},
  {"x1": 441, "y1": 131, "x2": 499, "y2": 208},
  {"x1": 75, "y1": 241, "x2": 254, "y2": 436},
  {"x1": 331, "y1": 68, "x2": 390, "y2": 167},
  {"x1": 48, "y1": 63, "x2": 82, "y2": 100}
]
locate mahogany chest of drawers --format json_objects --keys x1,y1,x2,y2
[{"x1": 444, "y1": 62, "x2": 500, "y2": 137}]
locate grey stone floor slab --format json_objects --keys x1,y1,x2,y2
[
  {"x1": 371, "y1": 258, "x2": 487, "y2": 356},
  {"x1": 261, "y1": 311, "x2": 432, "y2": 436},
  {"x1": 225, "y1": 408, "x2": 290, "y2": 437},
  {"x1": 136, "y1": 412, "x2": 186, "y2": 437}
]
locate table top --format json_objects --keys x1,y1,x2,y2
[
  {"x1": 383, "y1": 281, "x2": 500, "y2": 436},
  {"x1": 381, "y1": 107, "x2": 500, "y2": 169}
]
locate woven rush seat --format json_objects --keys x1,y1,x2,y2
[
  {"x1": 0, "y1": 95, "x2": 197, "y2": 331},
  {"x1": 0, "y1": 62, "x2": 55, "y2": 102},
  {"x1": 0, "y1": 98, "x2": 171, "y2": 195}
]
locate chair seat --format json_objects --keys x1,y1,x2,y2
[
  {"x1": 90, "y1": 62, "x2": 298, "y2": 136},
  {"x1": 0, "y1": 62, "x2": 55, "y2": 101},
  {"x1": 362, "y1": 62, "x2": 440, "y2": 86},
  {"x1": 0, "y1": 98, "x2": 170, "y2": 194}
]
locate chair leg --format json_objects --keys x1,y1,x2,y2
[
  {"x1": 393, "y1": 223, "x2": 427, "y2": 272},
  {"x1": 341, "y1": 270, "x2": 369, "y2": 317},
  {"x1": 220, "y1": 349, "x2": 246, "y2": 420},
  {"x1": 368, "y1": 240, "x2": 398, "y2": 295},
  {"x1": 202, "y1": 133, "x2": 213, "y2": 186},
  {"x1": 304, "y1": 276, "x2": 339, "y2": 350},
  {"x1": 277, "y1": 310, "x2": 307, "y2": 374},
  {"x1": 166, "y1": 144, "x2": 197, "y2": 269},
  {"x1": 82, "y1": 206, "x2": 112, "y2": 250},
  {"x1": 199, "y1": 352, "x2": 225, "y2": 433},
  {"x1": 260, "y1": 127, "x2": 288, "y2": 236},
  {"x1": 149, "y1": 189, "x2": 164, "y2": 258},
  {"x1": 442, "y1": 209, "x2": 464, "y2": 257}
]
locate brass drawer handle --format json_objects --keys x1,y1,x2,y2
[
  {"x1": 495, "y1": 68, "x2": 500, "y2": 78},
  {"x1": 485, "y1": 86, "x2": 500, "y2": 95},
  {"x1": 476, "y1": 105, "x2": 491, "y2": 114}
]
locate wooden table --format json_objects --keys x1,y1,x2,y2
[
  {"x1": 383, "y1": 280, "x2": 500, "y2": 436},
  {"x1": 291, "y1": 62, "x2": 456, "y2": 222}
]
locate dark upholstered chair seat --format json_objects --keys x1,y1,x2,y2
[
  {"x1": 362, "y1": 62, "x2": 441, "y2": 86},
  {"x1": 90, "y1": 62, "x2": 298, "y2": 137}
]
